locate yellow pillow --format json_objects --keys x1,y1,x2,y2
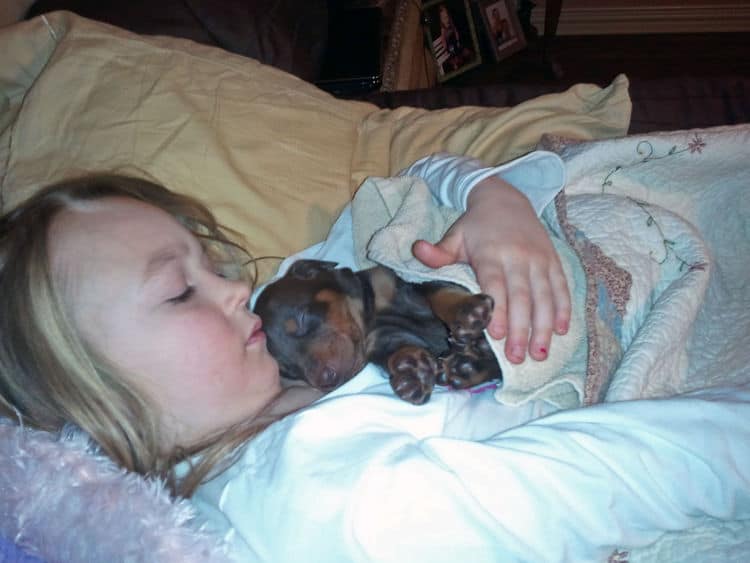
[{"x1": 0, "y1": 12, "x2": 631, "y2": 283}]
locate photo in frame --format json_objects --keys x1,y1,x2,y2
[
  {"x1": 478, "y1": 0, "x2": 527, "y2": 62},
  {"x1": 422, "y1": 0, "x2": 482, "y2": 82}
]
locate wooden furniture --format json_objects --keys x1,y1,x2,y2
[{"x1": 381, "y1": 0, "x2": 564, "y2": 91}]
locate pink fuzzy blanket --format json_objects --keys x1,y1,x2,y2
[{"x1": 0, "y1": 420, "x2": 234, "y2": 562}]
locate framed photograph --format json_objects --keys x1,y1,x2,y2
[
  {"x1": 422, "y1": 0, "x2": 482, "y2": 82},
  {"x1": 478, "y1": 0, "x2": 527, "y2": 62}
]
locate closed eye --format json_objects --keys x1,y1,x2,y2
[
  {"x1": 293, "y1": 305, "x2": 325, "y2": 337},
  {"x1": 168, "y1": 286, "x2": 195, "y2": 304},
  {"x1": 293, "y1": 309, "x2": 310, "y2": 337}
]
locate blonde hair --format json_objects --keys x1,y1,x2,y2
[{"x1": 0, "y1": 175, "x2": 270, "y2": 497}]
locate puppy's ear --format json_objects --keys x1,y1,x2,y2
[{"x1": 288, "y1": 259, "x2": 338, "y2": 280}]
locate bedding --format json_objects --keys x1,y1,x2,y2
[
  {"x1": 191, "y1": 376, "x2": 750, "y2": 563},
  {"x1": 0, "y1": 420, "x2": 234, "y2": 562},
  {"x1": 0, "y1": 12, "x2": 630, "y2": 283},
  {"x1": 344, "y1": 131, "x2": 717, "y2": 409},
  {"x1": 287, "y1": 150, "x2": 588, "y2": 409},
  {"x1": 205, "y1": 125, "x2": 748, "y2": 561},
  {"x1": 1, "y1": 10, "x2": 748, "y2": 563},
  {"x1": 548, "y1": 125, "x2": 750, "y2": 400},
  {"x1": 386, "y1": 125, "x2": 750, "y2": 557}
]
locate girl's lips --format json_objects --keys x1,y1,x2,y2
[{"x1": 246, "y1": 321, "x2": 266, "y2": 346}]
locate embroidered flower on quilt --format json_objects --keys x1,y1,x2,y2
[
  {"x1": 688, "y1": 134, "x2": 707, "y2": 153},
  {"x1": 602, "y1": 136, "x2": 709, "y2": 191}
]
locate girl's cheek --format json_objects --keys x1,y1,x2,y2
[{"x1": 178, "y1": 310, "x2": 236, "y2": 355}]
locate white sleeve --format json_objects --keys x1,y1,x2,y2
[
  {"x1": 399, "y1": 151, "x2": 566, "y2": 215},
  {"x1": 349, "y1": 385, "x2": 750, "y2": 563}
]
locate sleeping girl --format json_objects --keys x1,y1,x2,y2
[{"x1": 1, "y1": 152, "x2": 748, "y2": 562}]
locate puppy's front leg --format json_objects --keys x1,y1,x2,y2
[
  {"x1": 420, "y1": 283, "x2": 494, "y2": 344},
  {"x1": 386, "y1": 346, "x2": 438, "y2": 405}
]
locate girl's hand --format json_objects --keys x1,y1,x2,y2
[{"x1": 412, "y1": 176, "x2": 571, "y2": 364}]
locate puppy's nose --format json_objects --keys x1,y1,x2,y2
[{"x1": 319, "y1": 366, "x2": 339, "y2": 390}]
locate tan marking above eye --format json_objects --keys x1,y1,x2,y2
[
  {"x1": 345, "y1": 296, "x2": 365, "y2": 334},
  {"x1": 312, "y1": 288, "x2": 363, "y2": 337},
  {"x1": 284, "y1": 318, "x2": 299, "y2": 334},
  {"x1": 314, "y1": 289, "x2": 339, "y2": 303}
]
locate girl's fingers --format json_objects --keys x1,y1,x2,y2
[
  {"x1": 412, "y1": 207, "x2": 572, "y2": 366},
  {"x1": 411, "y1": 232, "x2": 463, "y2": 269},
  {"x1": 550, "y1": 263, "x2": 571, "y2": 335},
  {"x1": 411, "y1": 239, "x2": 452, "y2": 268},
  {"x1": 503, "y1": 263, "x2": 532, "y2": 364},
  {"x1": 474, "y1": 265, "x2": 508, "y2": 340},
  {"x1": 528, "y1": 264, "x2": 555, "y2": 361}
]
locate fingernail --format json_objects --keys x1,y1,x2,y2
[
  {"x1": 557, "y1": 320, "x2": 569, "y2": 334},
  {"x1": 509, "y1": 344, "x2": 525, "y2": 363},
  {"x1": 490, "y1": 321, "x2": 506, "y2": 339}
]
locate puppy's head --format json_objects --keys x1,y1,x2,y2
[{"x1": 254, "y1": 260, "x2": 368, "y2": 391}]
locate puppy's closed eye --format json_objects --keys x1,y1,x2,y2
[
  {"x1": 284, "y1": 308, "x2": 319, "y2": 338},
  {"x1": 283, "y1": 316, "x2": 301, "y2": 336}
]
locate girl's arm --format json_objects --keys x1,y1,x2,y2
[{"x1": 399, "y1": 152, "x2": 570, "y2": 363}]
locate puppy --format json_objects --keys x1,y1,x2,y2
[{"x1": 254, "y1": 259, "x2": 501, "y2": 404}]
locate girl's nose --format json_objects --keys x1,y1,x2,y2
[{"x1": 221, "y1": 276, "x2": 251, "y2": 312}]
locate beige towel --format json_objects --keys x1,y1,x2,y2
[{"x1": 352, "y1": 176, "x2": 587, "y2": 409}]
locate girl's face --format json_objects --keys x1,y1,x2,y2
[{"x1": 49, "y1": 197, "x2": 281, "y2": 448}]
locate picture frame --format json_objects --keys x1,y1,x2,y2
[
  {"x1": 422, "y1": 0, "x2": 482, "y2": 82},
  {"x1": 478, "y1": 0, "x2": 527, "y2": 62}
]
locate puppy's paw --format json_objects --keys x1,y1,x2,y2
[
  {"x1": 449, "y1": 294, "x2": 494, "y2": 345},
  {"x1": 439, "y1": 343, "x2": 501, "y2": 389},
  {"x1": 387, "y1": 346, "x2": 437, "y2": 405}
]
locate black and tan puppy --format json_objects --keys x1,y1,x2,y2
[{"x1": 254, "y1": 259, "x2": 501, "y2": 404}]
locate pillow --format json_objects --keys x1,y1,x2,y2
[{"x1": 0, "y1": 12, "x2": 631, "y2": 283}]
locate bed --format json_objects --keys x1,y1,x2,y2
[{"x1": 1, "y1": 11, "x2": 749, "y2": 563}]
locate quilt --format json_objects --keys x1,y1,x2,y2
[{"x1": 545, "y1": 125, "x2": 750, "y2": 399}]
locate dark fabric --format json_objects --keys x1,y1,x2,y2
[
  {"x1": 26, "y1": 0, "x2": 329, "y2": 81},
  {"x1": 627, "y1": 75, "x2": 750, "y2": 134},
  {"x1": 359, "y1": 81, "x2": 571, "y2": 111},
  {"x1": 359, "y1": 75, "x2": 750, "y2": 134}
]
